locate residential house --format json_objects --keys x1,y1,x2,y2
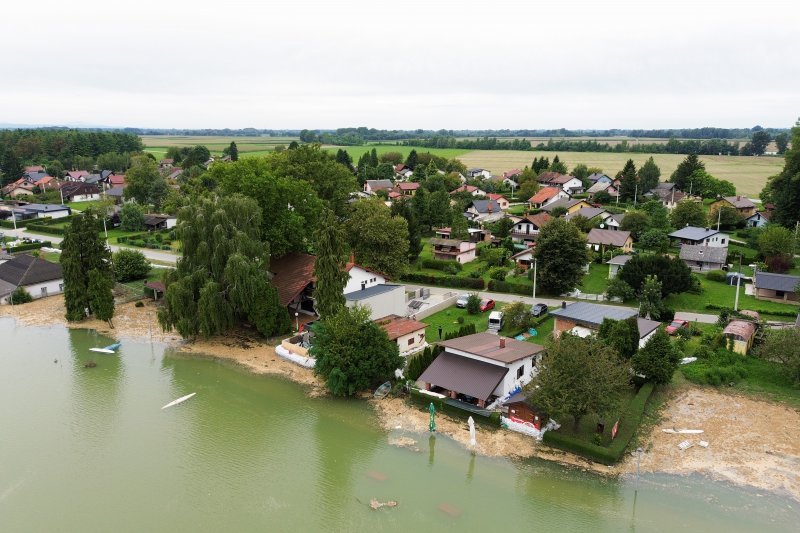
[
  {"x1": 23, "y1": 171, "x2": 49, "y2": 184},
  {"x1": 546, "y1": 174, "x2": 584, "y2": 195},
  {"x1": 24, "y1": 165, "x2": 45, "y2": 174},
  {"x1": 679, "y1": 244, "x2": 728, "y2": 272},
  {"x1": 104, "y1": 185, "x2": 127, "y2": 204},
  {"x1": 8, "y1": 203, "x2": 72, "y2": 220},
  {"x1": 606, "y1": 254, "x2": 632, "y2": 279},
  {"x1": 167, "y1": 168, "x2": 184, "y2": 182},
  {"x1": 429, "y1": 237, "x2": 477, "y2": 263},
  {"x1": 744, "y1": 210, "x2": 770, "y2": 228},
  {"x1": 364, "y1": 179, "x2": 394, "y2": 194},
  {"x1": 159, "y1": 158, "x2": 175, "y2": 170},
  {"x1": 418, "y1": 333, "x2": 545, "y2": 409},
  {"x1": 2, "y1": 180, "x2": 36, "y2": 198},
  {"x1": 396, "y1": 168, "x2": 414, "y2": 180},
  {"x1": 550, "y1": 301, "x2": 660, "y2": 348},
  {"x1": 603, "y1": 213, "x2": 626, "y2": 230},
  {"x1": 511, "y1": 212, "x2": 551, "y2": 247},
  {"x1": 465, "y1": 199, "x2": 505, "y2": 223},
  {"x1": 107, "y1": 174, "x2": 126, "y2": 187},
  {"x1": 723, "y1": 312, "x2": 759, "y2": 355},
  {"x1": 710, "y1": 195, "x2": 757, "y2": 218},
  {"x1": 60, "y1": 182, "x2": 101, "y2": 202},
  {"x1": 528, "y1": 187, "x2": 570, "y2": 209},
  {"x1": 143, "y1": 214, "x2": 177, "y2": 231},
  {"x1": 434, "y1": 227, "x2": 491, "y2": 243},
  {"x1": 564, "y1": 207, "x2": 609, "y2": 224},
  {"x1": 587, "y1": 173, "x2": 612, "y2": 184},
  {"x1": 486, "y1": 193, "x2": 510, "y2": 210},
  {"x1": 644, "y1": 187, "x2": 685, "y2": 209},
  {"x1": 586, "y1": 180, "x2": 619, "y2": 200},
  {"x1": 450, "y1": 184, "x2": 486, "y2": 197},
  {"x1": 375, "y1": 314, "x2": 427, "y2": 355},
  {"x1": 502, "y1": 169, "x2": 523, "y2": 182},
  {"x1": 345, "y1": 284, "x2": 407, "y2": 320},
  {"x1": 0, "y1": 254, "x2": 64, "y2": 304},
  {"x1": 395, "y1": 182, "x2": 420, "y2": 197},
  {"x1": 753, "y1": 272, "x2": 800, "y2": 304},
  {"x1": 467, "y1": 168, "x2": 492, "y2": 180},
  {"x1": 541, "y1": 198, "x2": 591, "y2": 215},
  {"x1": 65, "y1": 170, "x2": 90, "y2": 181},
  {"x1": 511, "y1": 248, "x2": 535, "y2": 270},
  {"x1": 586, "y1": 228, "x2": 633, "y2": 253},
  {"x1": 668, "y1": 226, "x2": 729, "y2": 247}
]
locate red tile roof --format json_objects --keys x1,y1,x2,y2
[
  {"x1": 529, "y1": 186, "x2": 562, "y2": 204},
  {"x1": 397, "y1": 182, "x2": 420, "y2": 191},
  {"x1": 375, "y1": 314, "x2": 427, "y2": 340},
  {"x1": 269, "y1": 253, "x2": 316, "y2": 306},
  {"x1": 487, "y1": 193, "x2": 507, "y2": 202},
  {"x1": 109, "y1": 175, "x2": 126, "y2": 185}
]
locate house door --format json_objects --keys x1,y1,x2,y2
[{"x1": 40, "y1": 287, "x2": 48, "y2": 297}]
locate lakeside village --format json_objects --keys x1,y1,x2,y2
[{"x1": 1, "y1": 128, "x2": 800, "y2": 467}]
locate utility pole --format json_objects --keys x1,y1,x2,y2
[
  {"x1": 716, "y1": 205, "x2": 722, "y2": 231},
  {"x1": 532, "y1": 257, "x2": 538, "y2": 300},
  {"x1": 734, "y1": 253, "x2": 742, "y2": 311},
  {"x1": 633, "y1": 183, "x2": 638, "y2": 208}
]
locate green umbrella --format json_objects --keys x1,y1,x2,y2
[{"x1": 429, "y1": 402, "x2": 436, "y2": 432}]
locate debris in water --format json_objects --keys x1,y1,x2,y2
[
  {"x1": 367, "y1": 471, "x2": 387, "y2": 482},
  {"x1": 369, "y1": 499, "x2": 398, "y2": 510},
  {"x1": 84, "y1": 361, "x2": 97, "y2": 368},
  {"x1": 438, "y1": 502, "x2": 461, "y2": 517}
]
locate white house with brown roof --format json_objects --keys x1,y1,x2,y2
[
  {"x1": 450, "y1": 184, "x2": 486, "y2": 197},
  {"x1": 586, "y1": 228, "x2": 633, "y2": 253},
  {"x1": 429, "y1": 238, "x2": 477, "y2": 263},
  {"x1": 375, "y1": 314, "x2": 427, "y2": 355},
  {"x1": 511, "y1": 212, "x2": 551, "y2": 246},
  {"x1": 418, "y1": 333, "x2": 545, "y2": 408},
  {"x1": 528, "y1": 187, "x2": 570, "y2": 209}
]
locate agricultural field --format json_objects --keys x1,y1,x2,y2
[
  {"x1": 141, "y1": 135, "x2": 298, "y2": 160},
  {"x1": 457, "y1": 151, "x2": 783, "y2": 197},
  {"x1": 322, "y1": 145, "x2": 469, "y2": 161}
]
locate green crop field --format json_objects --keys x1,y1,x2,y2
[
  {"x1": 457, "y1": 150, "x2": 783, "y2": 197},
  {"x1": 322, "y1": 145, "x2": 469, "y2": 160},
  {"x1": 141, "y1": 135, "x2": 298, "y2": 160}
]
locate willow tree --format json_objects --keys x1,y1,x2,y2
[
  {"x1": 157, "y1": 195, "x2": 290, "y2": 339},
  {"x1": 61, "y1": 209, "x2": 113, "y2": 321},
  {"x1": 313, "y1": 208, "x2": 349, "y2": 318}
]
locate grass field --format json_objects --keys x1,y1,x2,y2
[
  {"x1": 457, "y1": 151, "x2": 783, "y2": 197},
  {"x1": 141, "y1": 135, "x2": 298, "y2": 160}
]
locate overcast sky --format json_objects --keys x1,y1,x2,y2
[{"x1": 1, "y1": 0, "x2": 797, "y2": 130}]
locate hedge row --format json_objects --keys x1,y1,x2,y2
[
  {"x1": 542, "y1": 382, "x2": 655, "y2": 465},
  {"x1": 7, "y1": 241, "x2": 53, "y2": 253},
  {"x1": 25, "y1": 223, "x2": 66, "y2": 235},
  {"x1": 0, "y1": 219, "x2": 29, "y2": 228},
  {"x1": 487, "y1": 279, "x2": 532, "y2": 295},
  {"x1": 420, "y1": 257, "x2": 463, "y2": 272},
  {"x1": 704, "y1": 303, "x2": 798, "y2": 317},
  {"x1": 408, "y1": 388, "x2": 501, "y2": 427},
  {"x1": 401, "y1": 273, "x2": 485, "y2": 290}
]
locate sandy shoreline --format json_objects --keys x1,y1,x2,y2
[{"x1": 3, "y1": 296, "x2": 799, "y2": 501}]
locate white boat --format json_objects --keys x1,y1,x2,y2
[
  {"x1": 90, "y1": 342, "x2": 121, "y2": 354},
  {"x1": 662, "y1": 428, "x2": 704, "y2": 434},
  {"x1": 161, "y1": 392, "x2": 196, "y2": 410}
]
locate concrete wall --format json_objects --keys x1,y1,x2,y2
[
  {"x1": 345, "y1": 285, "x2": 406, "y2": 320},
  {"x1": 411, "y1": 294, "x2": 458, "y2": 320},
  {"x1": 1, "y1": 279, "x2": 64, "y2": 304}
]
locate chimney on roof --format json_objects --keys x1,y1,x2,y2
[
  {"x1": 561, "y1": 301, "x2": 567, "y2": 309},
  {"x1": 499, "y1": 338, "x2": 505, "y2": 349},
  {"x1": 736, "y1": 195, "x2": 741, "y2": 201}
]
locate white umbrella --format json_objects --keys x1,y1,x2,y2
[{"x1": 468, "y1": 416, "x2": 476, "y2": 448}]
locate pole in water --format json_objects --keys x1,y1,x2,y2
[{"x1": 429, "y1": 402, "x2": 436, "y2": 432}]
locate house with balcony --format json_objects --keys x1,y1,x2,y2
[
  {"x1": 429, "y1": 237, "x2": 477, "y2": 264},
  {"x1": 668, "y1": 226, "x2": 729, "y2": 247},
  {"x1": 510, "y1": 212, "x2": 551, "y2": 247},
  {"x1": 528, "y1": 187, "x2": 570, "y2": 209}
]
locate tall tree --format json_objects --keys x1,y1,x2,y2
[
  {"x1": 640, "y1": 200, "x2": 671, "y2": 231},
  {"x1": 774, "y1": 132, "x2": 789, "y2": 154},
  {"x1": 182, "y1": 145, "x2": 211, "y2": 168},
  {"x1": 758, "y1": 225, "x2": 794, "y2": 272},
  {"x1": 533, "y1": 218, "x2": 589, "y2": 294},
  {"x1": 124, "y1": 155, "x2": 169, "y2": 209},
  {"x1": 427, "y1": 190, "x2": 451, "y2": 229},
  {"x1": 0, "y1": 149, "x2": 23, "y2": 185},
  {"x1": 638, "y1": 275, "x2": 664, "y2": 320},
  {"x1": 313, "y1": 209, "x2": 349, "y2": 318},
  {"x1": 344, "y1": 199, "x2": 410, "y2": 279},
  {"x1": 60, "y1": 209, "x2": 113, "y2": 321},
  {"x1": 637, "y1": 156, "x2": 661, "y2": 193},
  {"x1": 88, "y1": 268, "x2": 115, "y2": 327},
  {"x1": 618, "y1": 159, "x2": 638, "y2": 201},
  {"x1": 450, "y1": 206, "x2": 469, "y2": 240},
  {"x1": 524, "y1": 335, "x2": 631, "y2": 430},
  {"x1": 229, "y1": 141, "x2": 239, "y2": 161},
  {"x1": 311, "y1": 304, "x2": 403, "y2": 396},
  {"x1": 632, "y1": 329, "x2": 680, "y2": 384},
  {"x1": 619, "y1": 210, "x2": 651, "y2": 240},
  {"x1": 757, "y1": 327, "x2": 800, "y2": 385},
  {"x1": 619, "y1": 255, "x2": 692, "y2": 296},
  {"x1": 669, "y1": 154, "x2": 704, "y2": 191},
  {"x1": 598, "y1": 317, "x2": 640, "y2": 360},
  {"x1": 335, "y1": 149, "x2": 354, "y2": 172},
  {"x1": 405, "y1": 149, "x2": 418, "y2": 169},
  {"x1": 390, "y1": 199, "x2": 423, "y2": 261},
  {"x1": 549, "y1": 155, "x2": 568, "y2": 174},
  {"x1": 158, "y1": 195, "x2": 290, "y2": 338},
  {"x1": 572, "y1": 163, "x2": 590, "y2": 184},
  {"x1": 669, "y1": 200, "x2": 707, "y2": 228},
  {"x1": 766, "y1": 121, "x2": 800, "y2": 227},
  {"x1": 749, "y1": 130, "x2": 771, "y2": 156},
  {"x1": 119, "y1": 202, "x2": 144, "y2": 232}
]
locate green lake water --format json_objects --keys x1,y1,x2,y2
[{"x1": 0, "y1": 318, "x2": 797, "y2": 532}]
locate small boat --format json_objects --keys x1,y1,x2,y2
[
  {"x1": 373, "y1": 382, "x2": 391, "y2": 399},
  {"x1": 90, "y1": 342, "x2": 121, "y2": 354},
  {"x1": 161, "y1": 392, "x2": 196, "y2": 410}
]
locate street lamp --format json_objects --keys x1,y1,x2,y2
[
  {"x1": 532, "y1": 257, "x2": 538, "y2": 300},
  {"x1": 295, "y1": 312, "x2": 299, "y2": 332}
]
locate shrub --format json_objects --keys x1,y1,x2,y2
[
  {"x1": 481, "y1": 247, "x2": 509, "y2": 267},
  {"x1": 659, "y1": 307, "x2": 675, "y2": 323},
  {"x1": 420, "y1": 258, "x2": 462, "y2": 272},
  {"x1": 489, "y1": 267, "x2": 509, "y2": 281},
  {"x1": 466, "y1": 293, "x2": 482, "y2": 314},
  {"x1": 705, "y1": 270, "x2": 727, "y2": 282},
  {"x1": 135, "y1": 300, "x2": 145, "y2": 308},
  {"x1": 457, "y1": 316, "x2": 465, "y2": 324},
  {"x1": 9, "y1": 287, "x2": 33, "y2": 304},
  {"x1": 401, "y1": 273, "x2": 484, "y2": 290},
  {"x1": 606, "y1": 277, "x2": 635, "y2": 300},
  {"x1": 7, "y1": 241, "x2": 52, "y2": 253},
  {"x1": 113, "y1": 249, "x2": 151, "y2": 282}
]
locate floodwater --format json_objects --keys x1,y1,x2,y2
[{"x1": 0, "y1": 318, "x2": 796, "y2": 532}]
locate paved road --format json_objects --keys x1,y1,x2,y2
[
  {"x1": 2, "y1": 228, "x2": 179, "y2": 265},
  {"x1": 406, "y1": 284, "x2": 719, "y2": 324}
]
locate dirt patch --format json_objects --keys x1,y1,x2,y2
[{"x1": 619, "y1": 386, "x2": 800, "y2": 501}]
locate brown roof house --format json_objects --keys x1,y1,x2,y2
[
  {"x1": 511, "y1": 212, "x2": 551, "y2": 247},
  {"x1": 375, "y1": 314, "x2": 427, "y2": 356},
  {"x1": 429, "y1": 237, "x2": 477, "y2": 264},
  {"x1": 710, "y1": 195, "x2": 757, "y2": 218},
  {"x1": 586, "y1": 228, "x2": 633, "y2": 253},
  {"x1": 528, "y1": 187, "x2": 570, "y2": 209},
  {"x1": 418, "y1": 332, "x2": 545, "y2": 410}
]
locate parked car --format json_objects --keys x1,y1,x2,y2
[
  {"x1": 530, "y1": 303, "x2": 548, "y2": 317},
  {"x1": 488, "y1": 311, "x2": 504, "y2": 331},
  {"x1": 455, "y1": 294, "x2": 470, "y2": 308},
  {"x1": 665, "y1": 319, "x2": 688, "y2": 335},
  {"x1": 479, "y1": 299, "x2": 495, "y2": 312}
]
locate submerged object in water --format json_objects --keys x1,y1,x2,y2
[
  {"x1": 90, "y1": 342, "x2": 121, "y2": 354},
  {"x1": 161, "y1": 392, "x2": 196, "y2": 410}
]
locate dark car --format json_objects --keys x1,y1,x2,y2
[{"x1": 531, "y1": 303, "x2": 548, "y2": 317}]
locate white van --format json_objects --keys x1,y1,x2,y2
[{"x1": 487, "y1": 311, "x2": 504, "y2": 332}]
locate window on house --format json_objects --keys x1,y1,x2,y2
[
  {"x1": 516, "y1": 365, "x2": 525, "y2": 379},
  {"x1": 408, "y1": 338, "x2": 414, "y2": 346},
  {"x1": 721, "y1": 239, "x2": 726, "y2": 244},
  {"x1": 40, "y1": 287, "x2": 47, "y2": 297},
  {"x1": 776, "y1": 291, "x2": 785, "y2": 297}
]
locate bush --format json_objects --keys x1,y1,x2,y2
[
  {"x1": 135, "y1": 301, "x2": 145, "y2": 308},
  {"x1": 705, "y1": 270, "x2": 727, "y2": 282},
  {"x1": 7, "y1": 241, "x2": 52, "y2": 253},
  {"x1": 457, "y1": 316, "x2": 465, "y2": 324},
  {"x1": 606, "y1": 277, "x2": 635, "y2": 300},
  {"x1": 113, "y1": 249, "x2": 151, "y2": 282},
  {"x1": 489, "y1": 267, "x2": 509, "y2": 281},
  {"x1": 406, "y1": 345, "x2": 443, "y2": 381},
  {"x1": 444, "y1": 323, "x2": 477, "y2": 340},
  {"x1": 481, "y1": 247, "x2": 509, "y2": 267},
  {"x1": 9, "y1": 287, "x2": 33, "y2": 304},
  {"x1": 420, "y1": 258, "x2": 462, "y2": 272},
  {"x1": 659, "y1": 307, "x2": 675, "y2": 322},
  {"x1": 542, "y1": 383, "x2": 655, "y2": 465},
  {"x1": 487, "y1": 279, "x2": 531, "y2": 295},
  {"x1": 466, "y1": 293, "x2": 482, "y2": 314},
  {"x1": 401, "y1": 273, "x2": 484, "y2": 290}
]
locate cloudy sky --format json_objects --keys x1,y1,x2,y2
[{"x1": 1, "y1": 0, "x2": 797, "y2": 129}]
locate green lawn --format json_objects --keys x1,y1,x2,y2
[
  {"x1": 664, "y1": 275, "x2": 798, "y2": 321},
  {"x1": 421, "y1": 303, "x2": 508, "y2": 341},
  {"x1": 580, "y1": 263, "x2": 610, "y2": 295},
  {"x1": 66, "y1": 200, "x2": 113, "y2": 212},
  {"x1": 506, "y1": 204, "x2": 528, "y2": 216}
]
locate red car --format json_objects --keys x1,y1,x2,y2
[
  {"x1": 479, "y1": 299, "x2": 495, "y2": 312},
  {"x1": 666, "y1": 319, "x2": 688, "y2": 335}
]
